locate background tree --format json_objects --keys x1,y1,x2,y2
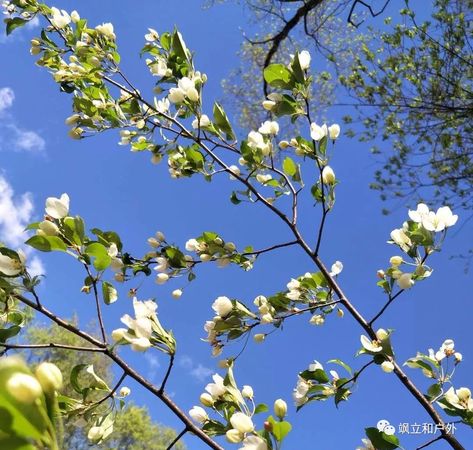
[
  {"x1": 219, "y1": 0, "x2": 473, "y2": 215},
  {"x1": 25, "y1": 321, "x2": 185, "y2": 450}
]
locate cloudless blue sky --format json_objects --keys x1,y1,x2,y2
[{"x1": 1, "y1": 1, "x2": 472, "y2": 448}]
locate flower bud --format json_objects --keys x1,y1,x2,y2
[
  {"x1": 189, "y1": 406, "x2": 208, "y2": 423},
  {"x1": 321, "y1": 166, "x2": 336, "y2": 184},
  {"x1": 35, "y1": 362, "x2": 63, "y2": 392},
  {"x1": 376, "y1": 329, "x2": 389, "y2": 341},
  {"x1": 200, "y1": 392, "x2": 214, "y2": 407},
  {"x1": 38, "y1": 220, "x2": 60, "y2": 236},
  {"x1": 381, "y1": 361, "x2": 394, "y2": 373},
  {"x1": 389, "y1": 256, "x2": 403, "y2": 266},
  {"x1": 337, "y1": 308, "x2": 344, "y2": 318},
  {"x1": 226, "y1": 429, "x2": 244, "y2": 443},
  {"x1": 253, "y1": 333, "x2": 265, "y2": 343},
  {"x1": 274, "y1": 398, "x2": 287, "y2": 419},
  {"x1": 278, "y1": 140, "x2": 290, "y2": 149},
  {"x1": 87, "y1": 426, "x2": 104, "y2": 443},
  {"x1": 328, "y1": 123, "x2": 340, "y2": 140},
  {"x1": 155, "y1": 273, "x2": 169, "y2": 285},
  {"x1": 262, "y1": 100, "x2": 276, "y2": 111},
  {"x1": 454, "y1": 352, "x2": 463, "y2": 363},
  {"x1": 397, "y1": 273, "x2": 414, "y2": 289},
  {"x1": 376, "y1": 270, "x2": 385, "y2": 279},
  {"x1": 7, "y1": 373, "x2": 43, "y2": 403},
  {"x1": 264, "y1": 421, "x2": 273, "y2": 432},
  {"x1": 242, "y1": 385, "x2": 254, "y2": 399},
  {"x1": 147, "y1": 237, "x2": 160, "y2": 248},
  {"x1": 70, "y1": 10, "x2": 80, "y2": 22},
  {"x1": 112, "y1": 328, "x2": 128, "y2": 341},
  {"x1": 172, "y1": 289, "x2": 183, "y2": 299},
  {"x1": 212, "y1": 296, "x2": 233, "y2": 317},
  {"x1": 309, "y1": 314, "x2": 324, "y2": 326},
  {"x1": 457, "y1": 387, "x2": 471, "y2": 402},
  {"x1": 119, "y1": 386, "x2": 131, "y2": 397},
  {"x1": 200, "y1": 253, "x2": 212, "y2": 262}
]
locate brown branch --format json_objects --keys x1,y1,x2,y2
[
  {"x1": 262, "y1": 0, "x2": 325, "y2": 95},
  {"x1": 0, "y1": 342, "x2": 106, "y2": 353}
]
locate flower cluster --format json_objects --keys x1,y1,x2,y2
[
  {"x1": 406, "y1": 339, "x2": 462, "y2": 385},
  {"x1": 359, "y1": 329, "x2": 395, "y2": 373},
  {"x1": 377, "y1": 203, "x2": 458, "y2": 294},
  {"x1": 185, "y1": 232, "x2": 253, "y2": 270},
  {"x1": 189, "y1": 365, "x2": 290, "y2": 449},
  {"x1": 203, "y1": 270, "x2": 344, "y2": 355},
  {"x1": 293, "y1": 360, "x2": 353, "y2": 408},
  {"x1": 112, "y1": 297, "x2": 175, "y2": 354}
]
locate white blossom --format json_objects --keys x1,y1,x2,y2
[
  {"x1": 397, "y1": 273, "x2": 414, "y2": 289},
  {"x1": 212, "y1": 296, "x2": 233, "y2": 317},
  {"x1": 360, "y1": 334, "x2": 383, "y2": 352},
  {"x1": 192, "y1": 114, "x2": 211, "y2": 129},
  {"x1": 328, "y1": 124, "x2": 340, "y2": 140},
  {"x1": 321, "y1": 166, "x2": 336, "y2": 184},
  {"x1": 293, "y1": 376, "x2": 309, "y2": 406},
  {"x1": 205, "y1": 374, "x2": 226, "y2": 398},
  {"x1": 444, "y1": 387, "x2": 473, "y2": 411},
  {"x1": 145, "y1": 28, "x2": 159, "y2": 42},
  {"x1": 297, "y1": 50, "x2": 311, "y2": 70},
  {"x1": 6, "y1": 373, "x2": 42, "y2": 403},
  {"x1": 95, "y1": 23, "x2": 115, "y2": 40},
  {"x1": 45, "y1": 193, "x2": 70, "y2": 219},
  {"x1": 239, "y1": 435, "x2": 268, "y2": 450},
  {"x1": 0, "y1": 252, "x2": 25, "y2": 276},
  {"x1": 390, "y1": 228, "x2": 412, "y2": 252},
  {"x1": 258, "y1": 120, "x2": 279, "y2": 135},
  {"x1": 230, "y1": 412, "x2": 254, "y2": 433},
  {"x1": 330, "y1": 261, "x2": 343, "y2": 276},
  {"x1": 50, "y1": 7, "x2": 70, "y2": 29},
  {"x1": 189, "y1": 406, "x2": 208, "y2": 423},
  {"x1": 242, "y1": 385, "x2": 254, "y2": 399},
  {"x1": 310, "y1": 123, "x2": 328, "y2": 141}
]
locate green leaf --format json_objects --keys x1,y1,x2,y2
[
  {"x1": 172, "y1": 29, "x2": 189, "y2": 61},
  {"x1": 85, "y1": 243, "x2": 111, "y2": 271},
  {"x1": 282, "y1": 157, "x2": 297, "y2": 177},
  {"x1": 365, "y1": 427, "x2": 399, "y2": 450},
  {"x1": 0, "y1": 326, "x2": 21, "y2": 343},
  {"x1": 213, "y1": 102, "x2": 235, "y2": 140},
  {"x1": 25, "y1": 236, "x2": 67, "y2": 252},
  {"x1": 0, "y1": 436, "x2": 35, "y2": 450},
  {"x1": 254, "y1": 403, "x2": 269, "y2": 414},
  {"x1": 268, "y1": 416, "x2": 292, "y2": 442},
  {"x1": 5, "y1": 18, "x2": 27, "y2": 36},
  {"x1": 263, "y1": 64, "x2": 295, "y2": 90},
  {"x1": 63, "y1": 216, "x2": 85, "y2": 246},
  {"x1": 327, "y1": 359, "x2": 352, "y2": 374},
  {"x1": 102, "y1": 281, "x2": 118, "y2": 305}
]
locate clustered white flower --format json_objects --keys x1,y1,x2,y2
[
  {"x1": 168, "y1": 75, "x2": 201, "y2": 104},
  {"x1": 408, "y1": 203, "x2": 458, "y2": 232},
  {"x1": 431, "y1": 339, "x2": 462, "y2": 363},
  {"x1": 253, "y1": 295, "x2": 275, "y2": 324},
  {"x1": 185, "y1": 236, "x2": 242, "y2": 269},
  {"x1": 310, "y1": 123, "x2": 340, "y2": 141},
  {"x1": 189, "y1": 372, "x2": 270, "y2": 449},
  {"x1": 112, "y1": 297, "x2": 174, "y2": 353},
  {"x1": 383, "y1": 203, "x2": 458, "y2": 291}
]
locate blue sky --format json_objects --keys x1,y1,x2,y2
[{"x1": 0, "y1": 1, "x2": 472, "y2": 449}]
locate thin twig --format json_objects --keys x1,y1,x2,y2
[{"x1": 166, "y1": 427, "x2": 188, "y2": 450}]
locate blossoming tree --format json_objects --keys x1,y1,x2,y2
[{"x1": 0, "y1": 1, "x2": 471, "y2": 449}]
